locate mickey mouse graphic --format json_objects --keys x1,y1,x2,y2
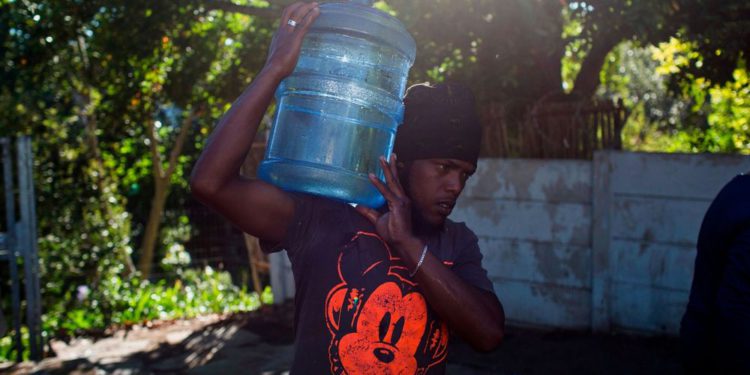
[{"x1": 325, "y1": 232, "x2": 449, "y2": 374}]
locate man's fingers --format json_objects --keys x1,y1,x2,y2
[
  {"x1": 288, "y1": 2, "x2": 317, "y2": 27},
  {"x1": 298, "y1": 3, "x2": 320, "y2": 32},
  {"x1": 282, "y1": 2, "x2": 305, "y2": 24},
  {"x1": 355, "y1": 205, "x2": 379, "y2": 224},
  {"x1": 380, "y1": 156, "x2": 396, "y2": 186},
  {"x1": 380, "y1": 155, "x2": 405, "y2": 197},
  {"x1": 388, "y1": 153, "x2": 406, "y2": 196},
  {"x1": 369, "y1": 173, "x2": 398, "y2": 203}
]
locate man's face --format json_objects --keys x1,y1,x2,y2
[{"x1": 401, "y1": 158, "x2": 476, "y2": 229}]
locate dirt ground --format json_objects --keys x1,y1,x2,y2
[{"x1": 1, "y1": 302, "x2": 683, "y2": 374}]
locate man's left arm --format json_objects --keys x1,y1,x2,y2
[
  {"x1": 398, "y1": 236, "x2": 505, "y2": 351},
  {"x1": 356, "y1": 155, "x2": 505, "y2": 351}
]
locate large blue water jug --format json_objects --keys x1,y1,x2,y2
[{"x1": 258, "y1": 0, "x2": 416, "y2": 207}]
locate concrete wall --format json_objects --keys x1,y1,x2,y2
[
  {"x1": 451, "y1": 158, "x2": 594, "y2": 329},
  {"x1": 591, "y1": 152, "x2": 750, "y2": 334},
  {"x1": 451, "y1": 151, "x2": 750, "y2": 334}
]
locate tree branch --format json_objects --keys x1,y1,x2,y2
[
  {"x1": 570, "y1": 32, "x2": 622, "y2": 98},
  {"x1": 165, "y1": 111, "x2": 195, "y2": 179},
  {"x1": 202, "y1": 0, "x2": 294, "y2": 18},
  {"x1": 146, "y1": 119, "x2": 165, "y2": 179}
]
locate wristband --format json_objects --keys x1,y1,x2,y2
[{"x1": 409, "y1": 244, "x2": 429, "y2": 277}]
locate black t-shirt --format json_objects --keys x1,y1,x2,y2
[
  {"x1": 265, "y1": 193, "x2": 494, "y2": 374},
  {"x1": 681, "y1": 174, "x2": 750, "y2": 373}
]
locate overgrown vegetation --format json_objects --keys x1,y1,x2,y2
[
  {"x1": 598, "y1": 39, "x2": 749, "y2": 153},
  {"x1": 1, "y1": 266, "x2": 272, "y2": 361}
]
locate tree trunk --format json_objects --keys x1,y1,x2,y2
[
  {"x1": 137, "y1": 111, "x2": 194, "y2": 279},
  {"x1": 138, "y1": 178, "x2": 168, "y2": 278},
  {"x1": 570, "y1": 33, "x2": 621, "y2": 99}
]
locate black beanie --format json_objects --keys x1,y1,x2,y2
[{"x1": 393, "y1": 82, "x2": 482, "y2": 166}]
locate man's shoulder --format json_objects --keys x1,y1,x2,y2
[
  {"x1": 291, "y1": 191, "x2": 355, "y2": 212},
  {"x1": 290, "y1": 191, "x2": 372, "y2": 229}
]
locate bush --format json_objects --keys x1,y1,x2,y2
[{"x1": 0, "y1": 267, "x2": 269, "y2": 362}]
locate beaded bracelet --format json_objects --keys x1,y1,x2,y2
[{"x1": 409, "y1": 244, "x2": 429, "y2": 277}]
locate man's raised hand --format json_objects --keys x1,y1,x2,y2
[
  {"x1": 264, "y1": 2, "x2": 320, "y2": 78},
  {"x1": 355, "y1": 154, "x2": 416, "y2": 247}
]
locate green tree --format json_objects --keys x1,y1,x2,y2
[
  {"x1": 384, "y1": 0, "x2": 749, "y2": 154},
  {"x1": 1, "y1": 0, "x2": 139, "y2": 318},
  {"x1": 0, "y1": 0, "x2": 279, "y2": 330}
]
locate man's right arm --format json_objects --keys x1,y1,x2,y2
[{"x1": 190, "y1": 2, "x2": 320, "y2": 245}]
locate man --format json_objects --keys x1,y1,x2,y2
[
  {"x1": 681, "y1": 172, "x2": 750, "y2": 374},
  {"x1": 190, "y1": 2, "x2": 504, "y2": 373}
]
